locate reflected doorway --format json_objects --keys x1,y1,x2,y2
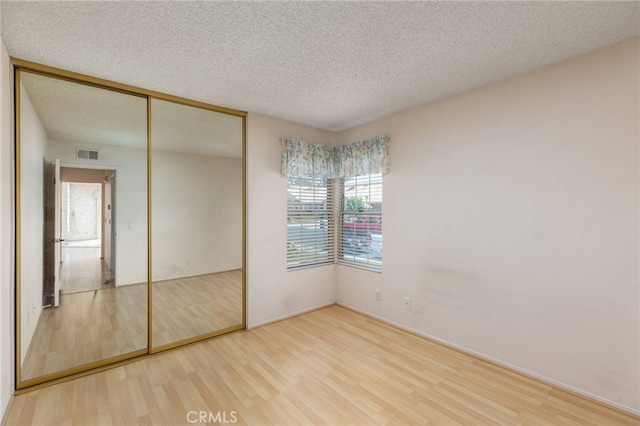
[{"x1": 58, "y1": 166, "x2": 116, "y2": 296}]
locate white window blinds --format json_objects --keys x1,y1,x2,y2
[
  {"x1": 286, "y1": 177, "x2": 335, "y2": 269},
  {"x1": 339, "y1": 173, "x2": 382, "y2": 271}
]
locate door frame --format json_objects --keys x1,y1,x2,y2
[
  {"x1": 102, "y1": 169, "x2": 116, "y2": 277},
  {"x1": 60, "y1": 163, "x2": 118, "y2": 286}
]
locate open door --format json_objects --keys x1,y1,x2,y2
[
  {"x1": 43, "y1": 159, "x2": 62, "y2": 307},
  {"x1": 53, "y1": 159, "x2": 61, "y2": 306}
]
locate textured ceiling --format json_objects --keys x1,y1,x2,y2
[{"x1": 2, "y1": 1, "x2": 639, "y2": 132}]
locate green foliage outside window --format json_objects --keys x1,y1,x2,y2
[{"x1": 344, "y1": 196, "x2": 367, "y2": 211}]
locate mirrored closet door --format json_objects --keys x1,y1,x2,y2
[
  {"x1": 17, "y1": 70, "x2": 149, "y2": 384},
  {"x1": 14, "y1": 61, "x2": 246, "y2": 389},
  {"x1": 151, "y1": 98, "x2": 244, "y2": 350}
]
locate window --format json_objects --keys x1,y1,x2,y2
[
  {"x1": 286, "y1": 177, "x2": 335, "y2": 269},
  {"x1": 282, "y1": 134, "x2": 388, "y2": 272},
  {"x1": 339, "y1": 173, "x2": 382, "y2": 271}
]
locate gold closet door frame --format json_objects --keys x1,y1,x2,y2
[{"x1": 12, "y1": 58, "x2": 247, "y2": 391}]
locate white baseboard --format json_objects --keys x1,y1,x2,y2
[
  {"x1": 247, "y1": 302, "x2": 335, "y2": 330},
  {"x1": 337, "y1": 302, "x2": 640, "y2": 418}
]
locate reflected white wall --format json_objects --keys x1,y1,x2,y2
[
  {"x1": 152, "y1": 150, "x2": 242, "y2": 281},
  {"x1": 18, "y1": 82, "x2": 47, "y2": 363}
]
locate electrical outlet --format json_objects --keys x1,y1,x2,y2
[
  {"x1": 376, "y1": 290, "x2": 382, "y2": 301},
  {"x1": 403, "y1": 297, "x2": 411, "y2": 311}
]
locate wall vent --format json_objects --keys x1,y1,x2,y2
[{"x1": 76, "y1": 148, "x2": 99, "y2": 160}]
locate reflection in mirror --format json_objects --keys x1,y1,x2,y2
[
  {"x1": 18, "y1": 71, "x2": 148, "y2": 382},
  {"x1": 151, "y1": 99, "x2": 243, "y2": 349}
]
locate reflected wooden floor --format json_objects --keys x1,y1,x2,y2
[
  {"x1": 152, "y1": 270, "x2": 243, "y2": 348},
  {"x1": 59, "y1": 245, "x2": 114, "y2": 295},
  {"x1": 7, "y1": 306, "x2": 637, "y2": 425},
  {"x1": 21, "y1": 284, "x2": 148, "y2": 381},
  {"x1": 21, "y1": 270, "x2": 243, "y2": 381}
]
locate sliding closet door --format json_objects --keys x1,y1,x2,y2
[
  {"x1": 150, "y1": 98, "x2": 245, "y2": 351},
  {"x1": 14, "y1": 59, "x2": 246, "y2": 389},
  {"x1": 16, "y1": 69, "x2": 148, "y2": 388}
]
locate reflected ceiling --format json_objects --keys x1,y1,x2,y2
[
  {"x1": 21, "y1": 72, "x2": 147, "y2": 149},
  {"x1": 152, "y1": 100, "x2": 242, "y2": 158},
  {"x1": 21, "y1": 72, "x2": 242, "y2": 158}
]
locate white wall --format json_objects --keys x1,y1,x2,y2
[
  {"x1": 335, "y1": 38, "x2": 640, "y2": 413},
  {"x1": 48, "y1": 140, "x2": 148, "y2": 286},
  {"x1": 18, "y1": 82, "x2": 48, "y2": 364},
  {"x1": 152, "y1": 150, "x2": 242, "y2": 280},
  {"x1": 0, "y1": 37, "x2": 15, "y2": 423},
  {"x1": 246, "y1": 113, "x2": 337, "y2": 327}
]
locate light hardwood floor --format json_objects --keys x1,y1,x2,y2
[{"x1": 8, "y1": 306, "x2": 638, "y2": 425}]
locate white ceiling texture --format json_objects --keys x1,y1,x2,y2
[{"x1": 1, "y1": 1, "x2": 639, "y2": 134}]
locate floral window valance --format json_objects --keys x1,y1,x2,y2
[
  {"x1": 280, "y1": 137, "x2": 338, "y2": 178},
  {"x1": 281, "y1": 135, "x2": 389, "y2": 178}
]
